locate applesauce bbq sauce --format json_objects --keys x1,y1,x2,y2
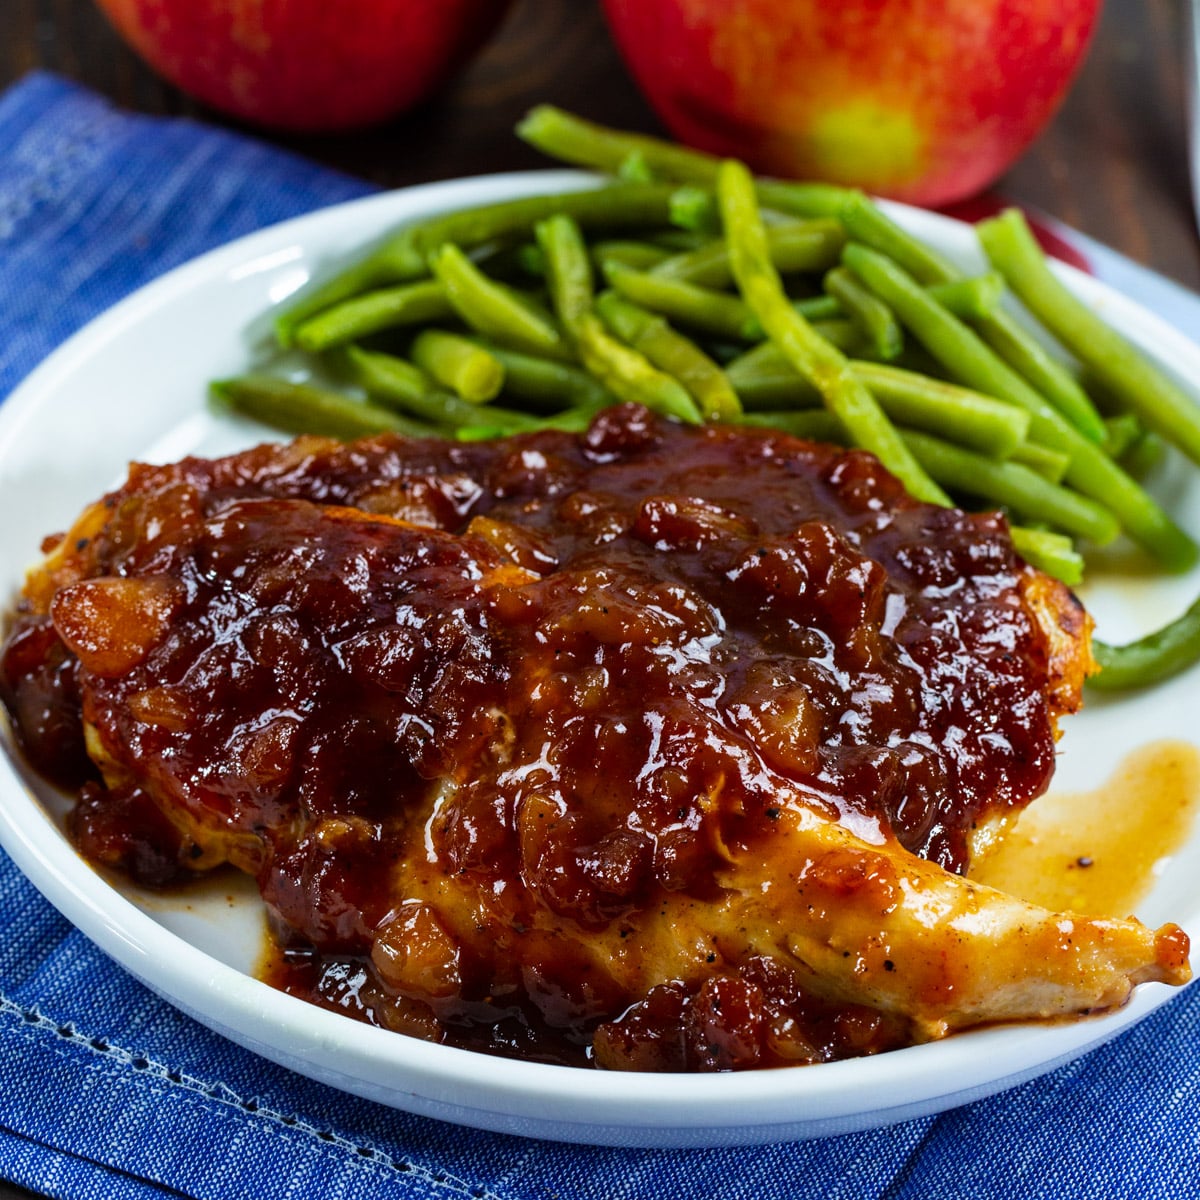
[{"x1": 0, "y1": 406, "x2": 1079, "y2": 1071}]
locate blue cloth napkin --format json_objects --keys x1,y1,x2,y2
[{"x1": 3, "y1": 71, "x2": 1200, "y2": 1200}]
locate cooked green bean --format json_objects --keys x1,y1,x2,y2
[
  {"x1": 727, "y1": 346, "x2": 1029, "y2": 455},
  {"x1": 338, "y1": 345, "x2": 537, "y2": 432},
  {"x1": 617, "y1": 148, "x2": 657, "y2": 183},
  {"x1": 516, "y1": 105, "x2": 854, "y2": 218},
  {"x1": 537, "y1": 214, "x2": 702, "y2": 424},
  {"x1": 974, "y1": 308, "x2": 1107, "y2": 443},
  {"x1": 1089, "y1": 594, "x2": 1200, "y2": 691},
  {"x1": 979, "y1": 208, "x2": 1200, "y2": 466},
  {"x1": 464, "y1": 339, "x2": 617, "y2": 411},
  {"x1": 839, "y1": 193, "x2": 958, "y2": 285},
  {"x1": 808, "y1": 318, "x2": 871, "y2": 356},
  {"x1": 900, "y1": 430, "x2": 1119, "y2": 544},
  {"x1": 211, "y1": 375, "x2": 438, "y2": 440},
  {"x1": 410, "y1": 329, "x2": 504, "y2": 402},
  {"x1": 739, "y1": 409, "x2": 847, "y2": 442},
  {"x1": 718, "y1": 158, "x2": 948, "y2": 506},
  {"x1": 1009, "y1": 527, "x2": 1084, "y2": 586},
  {"x1": 856, "y1": 363, "x2": 1030, "y2": 456},
  {"x1": 824, "y1": 266, "x2": 903, "y2": 361},
  {"x1": 836, "y1": 195, "x2": 1107, "y2": 441},
  {"x1": 651, "y1": 220, "x2": 846, "y2": 289},
  {"x1": 669, "y1": 184, "x2": 721, "y2": 235},
  {"x1": 595, "y1": 291, "x2": 741, "y2": 420},
  {"x1": 430, "y1": 243, "x2": 573, "y2": 361},
  {"x1": 793, "y1": 295, "x2": 844, "y2": 322},
  {"x1": 931, "y1": 274, "x2": 1004, "y2": 321},
  {"x1": 335, "y1": 344, "x2": 430, "y2": 403},
  {"x1": 291, "y1": 281, "x2": 453, "y2": 352},
  {"x1": 1121, "y1": 431, "x2": 1167, "y2": 480},
  {"x1": 1009, "y1": 440, "x2": 1071, "y2": 484},
  {"x1": 842, "y1": 241, "x2": 1197, "y2": 569},
  {"x1": 591, "y1": 240, "x2": 672, "y2": 272},
  {"x1": 648, "y1": 229, "x2": 712, "y2": 252},
  {"x1": 603, "y1": 260, "x2": 763, "y2": 341},
  {"x1": 1103, "y1": 413, "x2": 1143, "y2": 460},
  {"x1": 275, "y1": 181, "x2": 680, "y2": 345}
]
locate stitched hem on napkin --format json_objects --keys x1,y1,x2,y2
[{"x1": 0, "y1": 994, "x2": 502, "y2": 1200}]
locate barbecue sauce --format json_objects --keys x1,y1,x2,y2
[{"x1": 1, "y1": 407, "x2": 1092, "y2": 1070}]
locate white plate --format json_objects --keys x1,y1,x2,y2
[{"x1": 1, "y1": 171, "x2": 1199, "y2": 1148}]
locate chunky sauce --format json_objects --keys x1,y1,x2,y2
[{"x1": 0, "y1": 407, "x2": 1087, "y2": 1070}]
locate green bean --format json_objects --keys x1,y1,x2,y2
[
  {"x1": 528, "y1": 402, "x2": 611, "y2": 433},
  {"x1": 855, "y1": 363, "x2": 1030, "y2": 456},
  {"x1": 595, "y1": 291, "x2": 741, "y2": 420},
  {"x1": 718, "y1": 158, "x2": 948, "y2": 506},
  {"x1": 824, "y1": 266, "x2": 903, "y2": 361},
  {"x1": 842, "y1": 241, "x2": 1197, "y2": 569},
  {"x1": 648, "y1": 229, "x2": 712, "y2": 252},
  {"x1": 291, "y1": 280, "x2": 453, "y2": 352},
  {"x1": 464, "y1": 339, "x2": 617, "y2": 411},
  {"x1": 899, "y1": 430, "x2": 1119, "y2": 545},
  {"x1": 513, "y1": 242, "x2": 547, "y2": 278},
  {"x1": 739, "y1": 409, "x2": 847, "y2": 443},
  {"x1": 410, "y1": 329, "x2": 504, "y2": 402},
  {"x1": 809, "y1": 318, "x2": 871, "y2": 356},
  {"x1": 211, "y1": 375, "x2": 439, "y2": 441},
  {"x1": 931, "y1": 274, "x2": 1004, "y2": 321},
  {"x1": 727, "y1": 346, "x2": 1030, "y2": 455},
  {"x1": 386, "y1": 182, "x2": 680, "y2": 274},
  {"x1": 839, "y1": 193, "x2": 958, "y2": 285},
  {"x1": 794, "y1": 280, "x2": 997, "y2": 332},
  {"x1": 974, "y1": 308, "x2": 1107, "y2": 443},
  {"x1": 670, "y1": 184, "x2": 721, "y2": 235},
  {"x1": 536, "y1": 214, "x2": 702, "y2": 424},
  {"x1": 1009, "y1": 440, "x2": 1071, "y2": 484},
  {"x1": 980, "y1": 208, "x2": 1200, "y2": 466},
  {"x1": 337, "y1": 346, "x2": 538, "y2": 432},
  {"x1": 836, "y1": 196, "x2": 1107, "y2": 440},
  {"x1": 516, "y1": 105, "x2": 854, "y2": 218},
  {"x1": 793, "y1": 295, "x2": 844, "y2": 322},
  {"x1": 1121, "y1": 431, "x2": 1167, "y2": 481},
  {"x1": 651, "y1": 220, "x2": 846, "y2": 289},
  {"x1": 1089, "y1": 594, "x2": 1200, "y2": 691},
  {"x1": 335, "y1": 344, "x2": 430, "y2": 403},
  {"x1": 275, "y1": 181, "x2": 680, "y2": 344},
  {"x1": 591, "y1": 240, "x2": 672, "y2": 272},
  {"x1": 617, "y1": 148, "x2": 657, "y2": 183},
  {"x1": 1008, "y1": 527, "x2": 1083, "y2": 586},
  {"x1": 603, "y1": 260, "x2": 763, "y2": 341},
  {"x1": 429, "y1": 243, "x2": 573, "y2": 361},
  {"x1": 1103, "y1": 413, "x2": 1143, "y2": 460}
]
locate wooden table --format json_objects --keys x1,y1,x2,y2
[
  {"x1": 0, "y1": 2, "x2": 1197, "y2": 1197},
  {"x1": 5, "y1": 0, "x2": 1200, "y2": 289}
]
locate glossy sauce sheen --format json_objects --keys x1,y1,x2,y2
[{"x1": 1, "y1": 407, "x2": 1076, "y2": 1069}]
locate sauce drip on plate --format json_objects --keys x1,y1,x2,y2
[{"x1": 970, "y1": 740, "x2": 1200, "y2": 917}]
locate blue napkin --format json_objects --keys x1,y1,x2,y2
[{"x1": 3, "y1": 71, "x2": 1200, "y2": 1200}]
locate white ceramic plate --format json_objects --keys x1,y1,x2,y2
[{"x1": 1, "y1": 171, "x2": 1199, "y2": 1148}]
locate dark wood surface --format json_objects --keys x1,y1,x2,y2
[
  {"x1": 5, "y1": 0, "x2": 1200, "y2": 288},
  {"x1": 0, "y1": 2, "x2": 1197, "y2": 1197}
]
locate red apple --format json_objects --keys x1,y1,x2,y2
[
  {"x1": 91, "y1": 0, "x2": 513, "y2": 132},
  {"x1": 601, "y1": 0, "x2": 1100, "y2": 207}
]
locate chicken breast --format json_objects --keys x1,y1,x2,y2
[{"x1": 1, "y1": 405, "x2": 1183, "y2": 1071}]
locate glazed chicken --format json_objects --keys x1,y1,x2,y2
[{"x1": 1, "y1": 406, "x2": 1188, "y2": 1070}]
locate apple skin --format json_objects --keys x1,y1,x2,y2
[
  {"x1": 92, "y1": 0, "x2": 513, "y2": 132},
  {"x1": 601, "y1": 0, "x2": 1100, "y2": 207}
]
